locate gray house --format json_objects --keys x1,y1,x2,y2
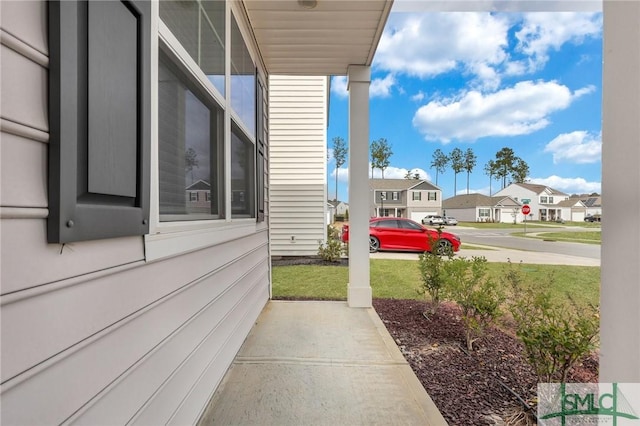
[
  {"x1": 443, "y1": 193, "x2": 521, "y2": 223},
  {"x1": 370, "y1": 178, "x2": 442, "y2": 221},
  {"x1": 0, "y1": 0, "x2": 391, "y2": 423}
]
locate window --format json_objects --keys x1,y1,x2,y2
[
  {"x1": 549, "y1": 196, "x2": 554, "y2": 203},
  {"x1": 479, "y1": 208, "x2": 490, "y2": 217},
  {"x1": 159, "y1": 0, "x2": 225, "y2": 96},
  {"x1": 231, "y1": 14, "x2": 256, "y2": 136},
  {"x1": 158, "y1": 48, "x2": 223, "y2": 221},
  {"x1": 392, "y1": 192, "x2": 399, "y2": 201},
  {"x1": 189, "y1": 192, "x2": 198, "y2": 202},
  {"x1": 540, "y1": 196, "x2": 548, "y2": 203},
  {"x1": 380, "y1": 192, "x2": 387, "y2": 201},
  {"x1": 231, "y1": 124, "x2": 255, "y2": 217},
  {"x1": 412, "y1": 191, "x2": 421, "y2": 201},
  {"x1": 428, "y1": 192, "x2": 437, "y2": 201}
]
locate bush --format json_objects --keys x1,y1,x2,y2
[
  {"x1": 443, "y1": 256, "x2": 505, "y2": 351},
  {"x1": 504, "y1": 263, "x2": 599, "y2": 382},
  {"x1": 417, "y1": 250, "x2": 451, "y2": 315},
  {"x1": 317, "y1": 225, "x2": 344, "y2": 262}
]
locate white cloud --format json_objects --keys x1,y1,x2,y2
[
  {"x1": 412, "y1": 80, "x2": 589, "y2": 142},
  {"x1": 515, "y1": 12, "x2": 602, "y2": 72},
  {"x1": 411, "y1": 91, "x2": 425, "y2": 102},
  {"x1": 375, "y1": 13, "x2": 509, "y2": 87},
  {"x1": 544, "y1": 131, "x2": 601, "y2": 164},
  {"x1": 529, "y1": 175, "x2": 601, "y2": 194},
  {"x1": 327, "y1": 148, "x2": 334, "y2": 163},
  {"x1": 370, "y1": 74, "x2": 396, "y2": 98},
  {"x1": 331, "y1": 76, "x2": 348, "y2": 98},
  {"x1": 331, "y1": 74, "x2": 397, "y2": 99},
  {"x1": 332, "y1": 165, "x2": 431, "y2": 181}
]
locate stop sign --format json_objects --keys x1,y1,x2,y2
[{"x1": 522, "y1": 205, "x2": 531, "y2": 215}]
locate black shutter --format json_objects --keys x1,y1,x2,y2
[{"x1": 48, "y1": 0, "x2": 150, "y2": 243}]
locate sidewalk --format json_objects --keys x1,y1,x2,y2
[
  {"x1": 372, "y1": 245, "x2": 600, "y2": 266},
  {"x1": 198, "y1": 301, "x2": 448, "y2": 426}
]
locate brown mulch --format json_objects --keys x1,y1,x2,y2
[{"x1": 372, "y1": 298, "x2": 599, "y2": 426}]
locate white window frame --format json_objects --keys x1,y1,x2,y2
[
  {"x1": 380, "y1": 191, "x2": 387, "y2": 201},
  {"x1": 392, "y1": 191, "x2": 399, "y2": 201},
  {"x1": 145, "y1": 1, "x2": 265, "y2": 262},
  {"x1": 412, "y1": 191, "x2": 421, "y2": 201}
]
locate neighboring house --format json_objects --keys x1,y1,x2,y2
[
  {"x1": 494, "y1": 183, "x2": 572, "y2": 222},
  {"x1": 579, "y1": 195, "x2": 603, "y2": 217},
  {"x1": 269, "y1": 75, "x2": 328, "y2": 256},
  {"x1": 369, "y1": 179, "x2": 442, "y2": 221},
  {"x1": 186, "y1": 179, "x2": 212, "y2": 214},
  {"x1": 443, "y1": 194, "x2": 522, "y2": 223},
  {"x1": 329, "y1": 200, "x2": 349, "y2": 217},
  {"x1": 327, "y1": 202, "x2": 336, "y2": 225},
  {"x1": 0, "y1": 1, "x2": 391, "y2": 424}
]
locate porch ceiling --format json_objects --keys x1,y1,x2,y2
[{"x1": 242, "y1": 0, "x2": 393, "y2": 76}]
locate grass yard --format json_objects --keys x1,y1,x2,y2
[
  {"x1": 272, "y1": 259, "x2": 600, "y2": 309},
  {"x1": 512, "y1": 231, "x2": 601, "y2": 244},
  {"x1": 457, "y1": 222, "x2": 559, "y2": 229}
]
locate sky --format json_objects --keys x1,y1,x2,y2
[{"x1": 326, "y1": 2, "x2": 603, "y2": 202}]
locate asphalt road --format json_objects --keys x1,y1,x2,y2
[
  {"x1": 449, "y1": 225, "x2": 601, "y2": 260},
  {"x1": 370, "y1": 224, "x2": 601, "y2": 266}
]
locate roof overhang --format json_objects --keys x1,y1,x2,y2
[{"x1": 241, "y1": 0, "x2": 393, "y2": 75}]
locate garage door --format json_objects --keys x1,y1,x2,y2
[{"x1": 410, "y1": 212, "x2": 435, "y2": 222}]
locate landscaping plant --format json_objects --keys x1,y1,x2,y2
[
  {"x1": 443, "y1": 256, "x2": 505, "y2": 351},
  {"x1": 317, "y1": 225, "x2": 345, "y2": 262},
  {"x1": 417, "y1": 229, "x2": 453, "y2": 314},
  {"x1": 504, "y1": 263, "x2": 599, "y2": 383}
]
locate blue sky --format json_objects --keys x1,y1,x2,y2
[{"x1": 327, "y1": 5, "x2": 603, "y2": 201}]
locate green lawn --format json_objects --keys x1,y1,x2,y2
[
  {"x1": 512, "y1": 231, "x2": 601, "y2": 244},
  {"x1": 457, "y1": 221, "x2": 559, "y2": 229},
  {"x1": 272, "y1": 259, "x2": 600, "y2": 309}
]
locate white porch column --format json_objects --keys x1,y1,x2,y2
[
  {"x1": 600, "y1": 1, "x2": 640, "y2": 382},
  {"x1": 347, "y1": 65, "x2": 372, "y2": 308}
]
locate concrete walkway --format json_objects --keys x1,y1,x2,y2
[
  {"x1": 372, "y1": 245, "x2": 600, "y2": 266},
  {"x1": 198, "y1": 301, "x2": 447, "y2": 426}
]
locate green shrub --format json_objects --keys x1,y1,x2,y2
[
  {"x1": 417, "y1": 250, "x2": 451, "y2": 315},
  {"x1": 504, "y1": 263, "x2": 599, "y2": 382},
  {"x1": 443, "y1": 256, "x2": 505, "y2": 351},
  {"x1": 318, "y1": 225, "x2": 344, "y2": 262}
]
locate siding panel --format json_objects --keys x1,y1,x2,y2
[
  {"x1": 0, "y1": 132, "x2": 47, "y2": 208},
  {"x1": 0, "y1": 0, "x2": 48, "y2": 55},
  {"x1": 0, "y1": 44, "x2": 48, "y2": 131}
]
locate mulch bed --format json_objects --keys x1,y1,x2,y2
[
  {"x1": 372, "y1": 298, "x2": 599, "y2": 425},
  {"x1": 271, "y1": 260, "x2": 599, "y2": 425}
]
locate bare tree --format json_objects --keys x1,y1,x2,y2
[
  {"x1": 332, "y1": 136, "x2": 347, "y2": 201},
  {"x1": 463, "y1": 148, "x2": 477, "y2": 194},
  {"x1": 449, "y1": 147, "x2": 464, "y2": 195},
  {"x1": 430, "y1": 149, "x2": 449, "y2": 186}
]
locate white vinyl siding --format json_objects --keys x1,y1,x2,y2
[
  {"x1": 1, "y1": 2, "x2": 269, "y2": 425},
  {"x1": 269, "y1": 75, "x2": 327, "y2": 256}
]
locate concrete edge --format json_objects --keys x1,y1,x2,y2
[{"x1": 366, "y1": 308, "x2": 449, "y2": 426}]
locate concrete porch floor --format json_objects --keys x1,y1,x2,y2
[{"x1": 198, "y1": 301, "x2": 448, "y2": 426}]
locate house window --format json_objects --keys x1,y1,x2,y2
[
  {"x1": 160, "y1": 0, "x2": 225, "y2": 96},
  {"x1": 380, "y1": 192, "x2": 387, "y2": 201},
  {"x1": 548, "y1": 196, "x2": 554, "y2": 203},
  {"x1": 392, "y1": 191, "x2": 399, "y2": 201},
  {"x1": 158, "y1": 48, "x2": 223, "y2": 221},
  {"x1": 231, "y1": 14, "x2": 256, "y2": 136},
  {"x1": 231, "y1": 124, "x2": 255, "y2": 217},
  {"x1": 428, "y1": 191, "x2": 437, "y2": 201},
  {"x1": 412, "y1": 191, "x2": 421, "y2": 201},
  {"x1": 189, "y1": 192, "x2": 198, "y2": 202},
  {"x1": 540, "y1": 196, "x2": 548, "y2": 203},
  {"x1": 479, "y1": 208, "x2": 490, "y2": 217}
]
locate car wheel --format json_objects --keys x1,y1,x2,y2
[
  {"x1": 435, "y1": 239, "x2": 452, "y2": 256},
  {"x1": 369, "y1": 236, "x2": 380, "y2": 253}
]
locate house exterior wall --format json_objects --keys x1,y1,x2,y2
[
  {"x1": 269, "y1": 75, "x2": 327, "y2": 256},
  {"x1": 1, "y1": 2, "x2": 269, "y2": 424}
]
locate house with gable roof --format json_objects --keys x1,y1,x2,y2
[
  {"x1": 369, "y1": 178, "x2": 441, "y2": 221},
  {"x1": 494, "y1": 182, "x2": 572, "y2": 222},
  {"x1": 442, "y1": 193, "x2": 522, "y2": 223}
]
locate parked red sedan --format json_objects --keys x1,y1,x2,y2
[{"x1": 341, "y1": 217, "x2": 461, "y2": 254}]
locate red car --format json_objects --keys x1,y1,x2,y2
[{"x1": 341, "y1": 217, "x2": 461, "y2": 254}]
